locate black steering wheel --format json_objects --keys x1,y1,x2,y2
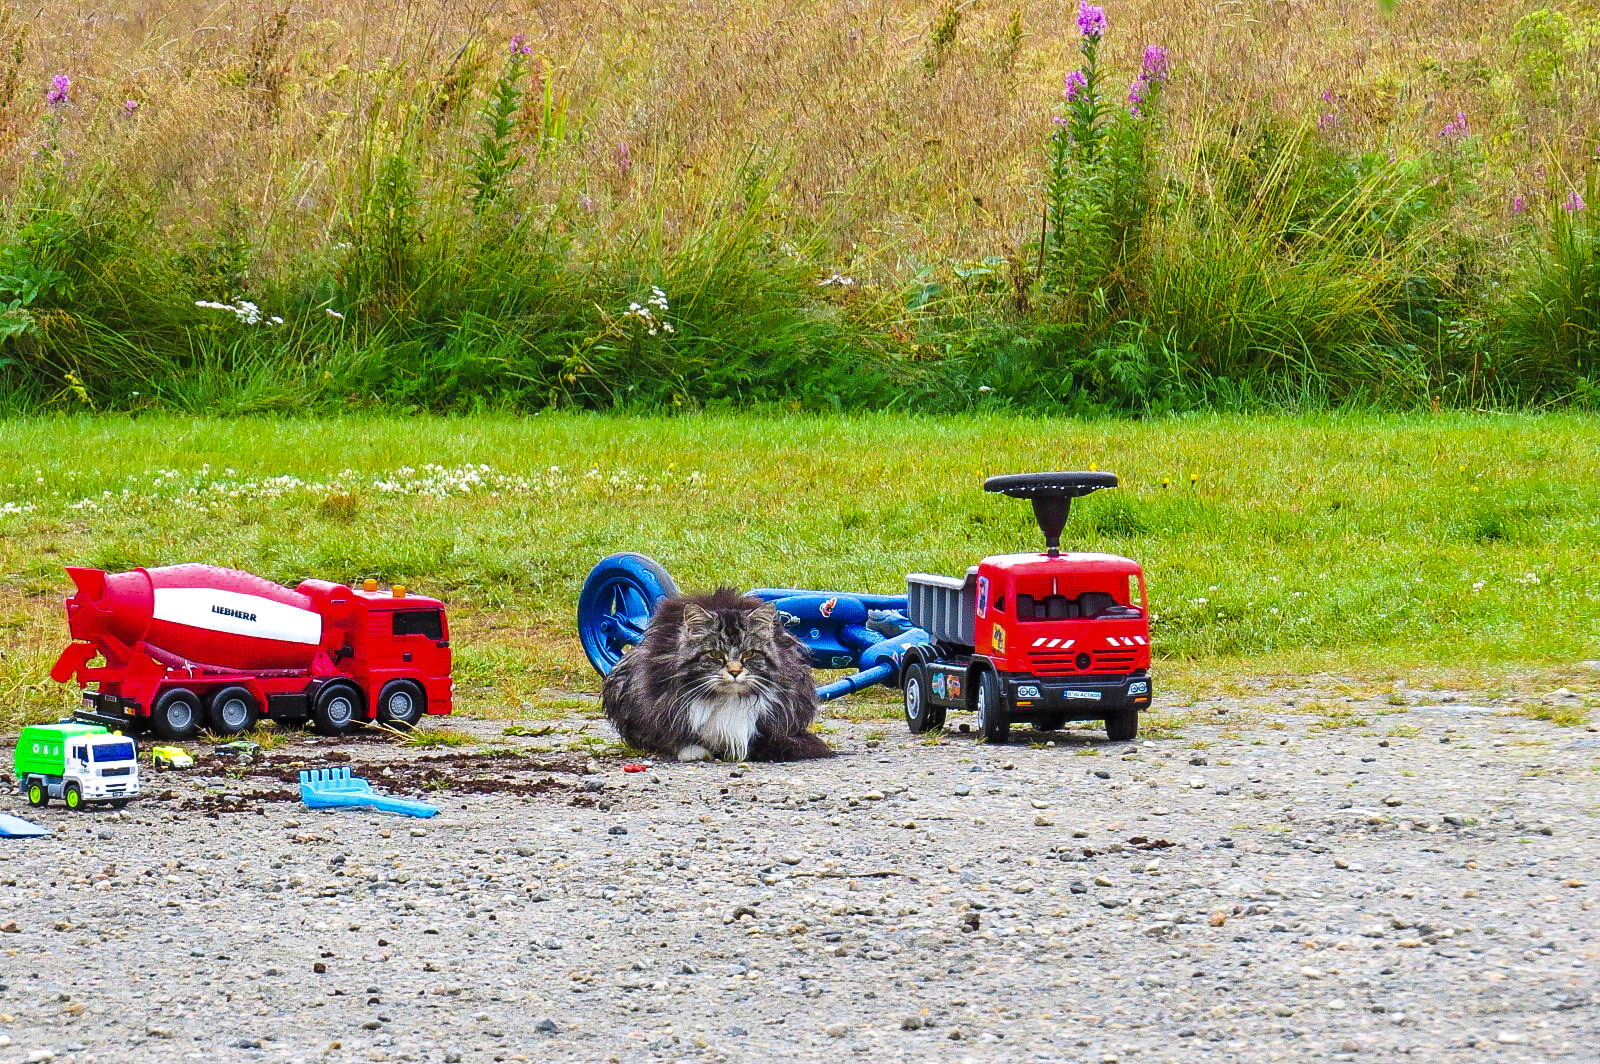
[
  {"x1": 983, "y1": 472, "x2": 1118, "y2": 556},
  {"x1": 983, "y1": 472, "x2": 1118, "y2": 499}
]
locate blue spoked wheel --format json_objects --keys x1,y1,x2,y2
[{"x1": 577, "y1": 553, "x2": 680, "y2": 675}]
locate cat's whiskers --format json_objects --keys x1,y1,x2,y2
[{"x1": 665, "y1": 675, "x2": 722, "y2": 717}]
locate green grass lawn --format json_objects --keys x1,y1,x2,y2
[{"x1": 1, "y1": 411, "x2": 1596, "y2": 731}]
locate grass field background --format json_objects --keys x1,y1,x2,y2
[{"x1": 1, "y1": 412, "x2": 1596, "y2": 731}]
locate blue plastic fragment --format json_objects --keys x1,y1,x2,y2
[
  {"x1": 0, "y1": 812, "x2": 51, "y2": 838},
  {"x1": 298, "y1": 767, "x2": 438, "y2": 819}
]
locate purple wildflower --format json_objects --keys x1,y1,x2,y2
[
  {"x1": 1128, "y1": 78, "x2": 1147, "y2": 116},
  {"x1": 509, "y1": 33, "x2": 532, "y2": 56},
  {"x1": 579, "y1": 194, "x2": 598, "y2": 213},
  {"x1": 1321, "y1": 89, "x2": 1334, "y2": 103},
  {"x1": 1511, "y1": 194, "x2": 1527, "y2": 214},
  {"x1": 46, "y1": 74, "x2": 69, "y2": 106},
  {"x1": 1064, "y1": 70, "x2": 1087, "y2": 102},
  {"x1": 1317, "y1": 112, "x2": 1339, "y2": 131},
  {"x1": 123, "y1": 99, "x2": 138, "y2": 115},
  {"x1": 616, "y1": 141, "x2": 632, "y2": 176},
  {"x1": 1140, "y1": 46, "x2": 1169, "y2": 83},
  {"x1": 1563, "y1": 190, "x2": 1586, "y2": 212},
  {"x1": 1077, "y1": 2, "x2": 1106, "y2": 39},
  {"x1": 1439, "y1": 111, "x2": 1468, "y2": 139}
]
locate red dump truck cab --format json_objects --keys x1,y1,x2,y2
[
  {"x1": 973, "y1": 552, "x2": 1150, "y2": 676},
  {"x1": 51, "y1": 565, "x2": 453, "y2": 740}
]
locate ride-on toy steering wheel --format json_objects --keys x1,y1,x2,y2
[{"x1": 983, "y1": 472, "x2": 1118, "y2": 557}]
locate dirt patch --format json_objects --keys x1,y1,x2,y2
[
  {"x1": 169, "y1": 749, "x2": 599, "y2": 808},
  {"x1": 179, "y1": 788, "x2": 299, "y2": 815}
]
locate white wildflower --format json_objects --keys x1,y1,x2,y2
[
  {"x1": 817, "y1": 273, "x2": 855, "y2": 287},
  {"x1": 326, "y1": 309, "x2": 345, "y2": 321},
  {"x1": 195, "y1": 298, "x2": 266, "y2": 325}
]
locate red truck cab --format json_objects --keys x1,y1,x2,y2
[
  {"x1": 974, "y1": 552, "x2": 1149, "y2": 677},
  {"x1": 343, "y1": 582, "x2": 454, "y2": 719}
]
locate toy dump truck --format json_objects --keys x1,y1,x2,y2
[
  {"x1": 898, "y1": 473, "x2": 1153, "y2": 743},
  {"x1": 14, "y1": 722, "x2": 140, "y2": 810},
  {"x1": 50, "y1": 564, "x2": 454, "y2": 740}
]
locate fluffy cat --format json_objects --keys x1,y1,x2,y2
[{"x1": 602, "y1": 588, "x2": 832, "y2": 762}]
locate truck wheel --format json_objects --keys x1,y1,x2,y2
[
  {"x1": 313, "y1": 681, "x2": 364, "y2": 735},
  {"x1": 65, "y1": 782, "x2": 83, "y2": 810},
  {"x1": 377, "y1": 680, "x2": 427, "y2": 730},
  {"x1": 207, "y1": 686, "x2": 259, "y2": 735},
  {"x1": 27, "y1": 780, "x2": 47, "y2": 807},
  {"x1": 975, "y1": 670, "x2": 1009, "y2": 745},
  {"x1": 152, "y1": 689, "x2": 202, "y2": 741},
  {"x1": 902, "y1": 665, "x2": 931, "y2": 734},
  {"x1": 1105, "y1": 709, "x2": 1139, "y2": 742}
]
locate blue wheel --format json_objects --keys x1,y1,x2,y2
[{"x1": 577, "y1": 553, "x2": 680, "y2": 675}]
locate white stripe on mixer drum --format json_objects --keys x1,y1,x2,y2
[{"x1": 151, "y1": 587, "x2": 323, "y2": 645}]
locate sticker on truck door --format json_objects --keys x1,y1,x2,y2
[
  {"x1": 992, "y1": 623, "x2": 1006, "y2": 654},
  {"x1": 976, "y1": 576, "x2": 989, "y2": 618}
]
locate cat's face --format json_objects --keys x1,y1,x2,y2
[{"x1": 679, "y1": 601, "x2": 783, "y2": 695}]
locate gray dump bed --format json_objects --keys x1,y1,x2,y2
[{"x1": 906, "y1": 568, "x2": 979, "y2": 647}]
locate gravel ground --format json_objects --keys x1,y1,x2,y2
[{"x1": 1, "y1": 682, "x2": 1597, "y2": 1064}]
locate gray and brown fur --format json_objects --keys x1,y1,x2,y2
[{"x1": 602, "y1": 588, "x2": 832, "y2": 762}]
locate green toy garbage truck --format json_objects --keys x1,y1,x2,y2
[{"x1": 14, "y1": 722, "x2": 140, "y2": 810}]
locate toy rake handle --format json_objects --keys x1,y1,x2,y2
[
  {"x1": 363, "y1": 794, "x2": 439, "y2": 818},
  {"x1": 983, "y1": 472, "x2": 1119, "y2": 557}
]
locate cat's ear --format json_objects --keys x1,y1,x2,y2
[
  {"x1": 747, "y1": 600, "x2": 780, "y2": 633},
  {"x1": 681, "y1": 603, "x2": 715, "y2": 640}
]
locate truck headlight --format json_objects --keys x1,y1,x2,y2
[
  {"x1": 1016, "y1": 685, "x2": 1041, "y2": 699},
  {"x1": 1129, "y1": 681, "x2": 1149, "y2": 695}
]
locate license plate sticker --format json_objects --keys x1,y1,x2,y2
[{"x1": 1065, "y1": 690, "x2": 1103, "y2": 701}]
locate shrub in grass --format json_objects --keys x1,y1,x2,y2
[
  {"x1": 1042, "y1": 4, "x2": 1167, "y2": 321},
  {"x1": 1500, "y1": 179, "x2": 1598, "y2": 399}
]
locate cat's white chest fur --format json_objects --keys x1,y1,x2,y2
[{"x1": 681, "y1": 693, "x2": 763, "y2": 761}]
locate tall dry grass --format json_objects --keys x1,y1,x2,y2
[
  {"x1": 10, "y1": 1, "x2": 1593, "y2": 258},
  {"x1": 0, "y1": 0, "x2": 1596, "y2": 409}
]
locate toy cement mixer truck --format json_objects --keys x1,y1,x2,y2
[{"x1": 50, "y1": 565, "x2": 453, "y2": 739}]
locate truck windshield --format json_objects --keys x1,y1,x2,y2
[
  {"x1": 1013, "y1": 585, "x2": 1138, "y2": 621},
  {"x1": 91, "y1": 742, "x2": 135, "y2": 763}
]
